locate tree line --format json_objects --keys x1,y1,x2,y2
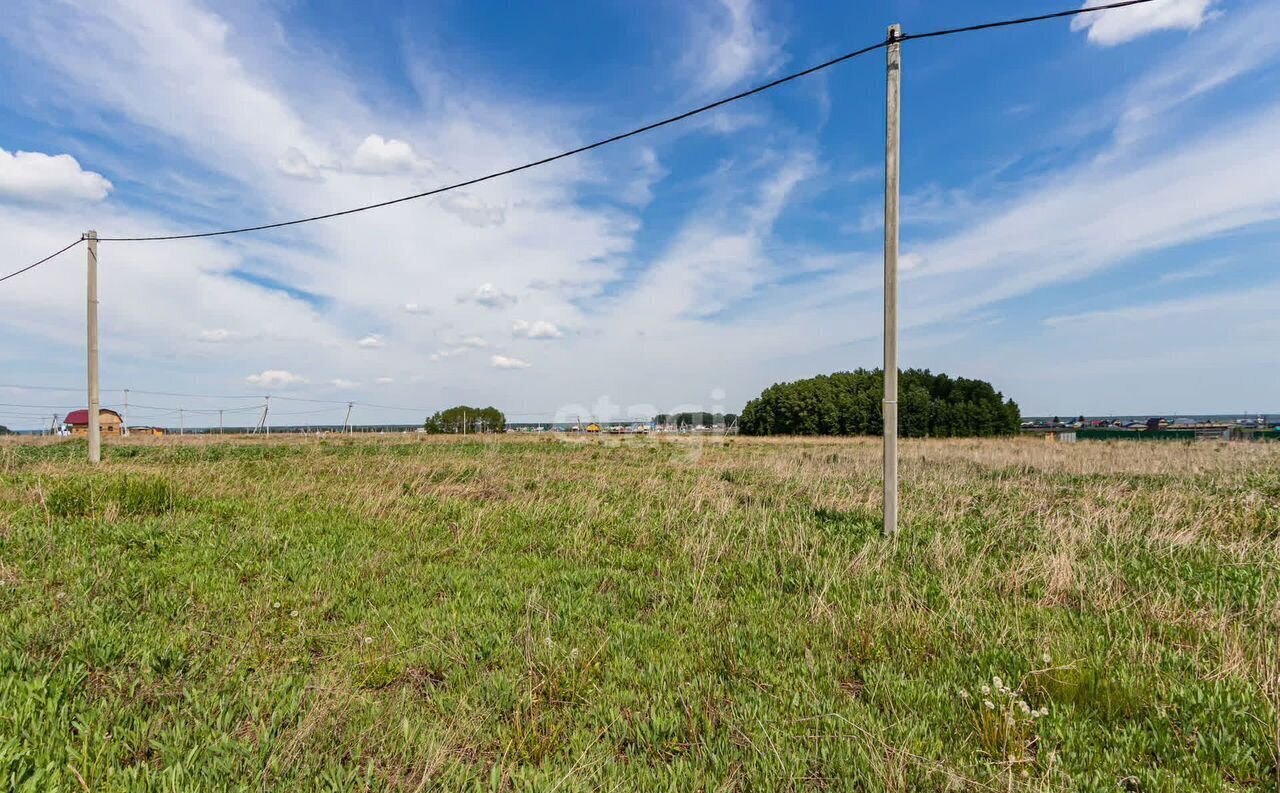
[
  {"x1": 738, "y1": 369, "x2": 1020, "y2": 437},
  {"x1": 423, "y1": 406, "x2": 506, "y2": 434}
]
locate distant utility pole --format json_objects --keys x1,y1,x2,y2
[
  {"x1": 882, "y1": 25, "x2": 902, "y2": 537},
  {"x1": 343, "y1": 402, "x2": 353, "y2": 433},
  {"x1": 123, "y1": 389, "x2": 129, "y2": 436},
  {"x1": 219, "y1": 409, "x2": 224, "y2": 435},
  {"x1": 86, "y1": 230, "x2": 101, "y2": 464},
  {"x1": 179, "y1": 408, "x2": 184, "y2": 436}
]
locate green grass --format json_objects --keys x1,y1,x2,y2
[{"x1": 0, "y1": 435, "x2": 1277, "y2": 791}]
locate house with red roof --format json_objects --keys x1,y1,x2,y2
[{"x1": 64, "y1": 408, "x2": 123, "y2": 438}]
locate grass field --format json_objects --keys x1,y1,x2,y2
[{"x1": 1, "y1": 434, "x2": 1277, "y2": 791}]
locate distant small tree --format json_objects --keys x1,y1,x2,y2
[
  {"x1": 0, "y1": 425, "x2": 11, "y2": 435},
  {"x1": 424, "y1": 405, "x2": 506, "y2": 434}
]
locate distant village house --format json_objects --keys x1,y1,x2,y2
[{"x1": 64, "y1": 408, "x2": 123, "y2": 437}]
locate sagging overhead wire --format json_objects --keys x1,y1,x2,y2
[
  {"x1": 0, "y1": 0, "x2": 1157, "y2": 281},
  {"x1": 0, "y1": 238, "x2": 85, "y2": 284},
  {"x1": 91, "y1": 0, "x2": 1154, "y2": 244}
]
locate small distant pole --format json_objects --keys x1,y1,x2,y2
[
  {"x1": 462, "y1": 409, "x2": 467, "y2": 436},
  {"x1": 219, "y1": 409, "x2": 224, "y2": 435},
  {"x1": 343, "y1": 402, "x2": 353, "y2": 433},
  {"x1": 882, "y1": 24, "x2": 902, "y2": 537},
  {"x1": 86, "y1": 230, "x2": 101, "y2": 464},
  {"x1": 51, "y1": 414, "x2": 58, "y2": 436},
  {"x1": 122, "y1": 389, "x2": 130, "y2": 436},
  {"x1": 264, "y1": 396, "x2": 271, "y2": 436},
  {"x1": 179, "y1": 408, "x2": 184, "y2": 435}
]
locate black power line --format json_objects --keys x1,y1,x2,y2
[
  {"x1": 0, "y1": 0, "x2": 1156, "y2": 277},
  {"x1": 91, "y1": 0, "x2": 1154, "y2": 243},
  {"x1": 0, "y1": 238, "x2": 85, "y2": 284},
  {"x1": 900, "y1": 0, "x2": 1157, "y2": 42}
]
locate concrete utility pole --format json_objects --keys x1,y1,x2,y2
[
  {"x1": 86, "y1": 231, "x2": 101, "y2": 464},
  {"x1": 343, "y1": 402, "x2": 353, "y2": 433},
  {"x1": 122, "y1": 388, "x2": 129, "y2": 436},
  {"x1": 264, "y1": 396, "x2": 271, "y2": 436},
  {"x1": 219, "y1": 409, "x2": 224, "y2": 435},
  {"x1": 179, "y1": 408, "x2": 184, "y2": 436},
  {"x1": 882, "y1": 25, "x2": 902, "y2": 537}
]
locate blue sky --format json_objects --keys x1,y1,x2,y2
[{"x1": 1, "y1": 0, "x2": 1278, "y2": 429}]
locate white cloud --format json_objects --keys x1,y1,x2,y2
[
  {"x1": 620, "y1": 148, "x2": 667, "y2": 207},
  {"x1": 277, "y1": 147, "x2": 320, "y2": 180},
  {"x1": 351, "y1": 134, "x2": 424, "y2": 174},
  {"x1": 375, "y1": 376, "x2": 394, "y2": 385},
  {"x1": 490, "y1": 354, "x2": 531, "y2": 370},
  {"x1": 0, "y1": 148, "x2": 112, "y2": 203},
  {"x1": 459, "y1": 335, "x2": 490, "y2": 348},
  {"x1": 246, "y1": 369, "x2": 306, "y2": 388},
  {"x1": 402, "y1": 303, "x2": 431, "y2": 314},
  {"x1": 465, "y1": 282, "x2": 518, "y2": 309},
  {"x1": 439, "y1": 192, "x2": 506, "y2": 227},
  {"x1": 512, "y1": 319, "x2": 564, "y2": 339},
  {"x1": 688, "y1": 0, "x2": 784, "y2": 93},
  {"x1": 197, "y1": 328, "x2": 241, "y2": 343},
  {"x1": 1072, "y1": 0, "x2": 1216, "y2": 46},
  {"x1": 356, "y1": 334, "x2": 384, "y2": 348},
  {"x1": 329, "y1": 378, "x2": 360, "y2": 389}
]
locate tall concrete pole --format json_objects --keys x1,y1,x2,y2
[
  {"x1": 122, "y1": 388, "x2": 129, "y2": 436},
  {"x1": 882, "y1": 25, "x2": 901, "y2": 537},
  {"x1": 86, "y1": 231, "x2": 101, "y2": 464}
]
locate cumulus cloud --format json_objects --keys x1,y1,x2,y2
[
  {"x1": 246, "y1": 369, "x2": 306, "y2": 388},
  {"x1": 329, "y1": 378, "x2": 360, "y2": 389},
  {"x1": 277, "y1": 146, "x2": 320, "y2": 180},
  {"x1": 356, "y1": 334, "x2": 384, "y2": 348},
  {"x1": 459, "y1": 335, "x2": 490, "y2": 348},
  {"x1": 464, "y1": 282, "x2": 518, "y2": 309},
  {"x1": 402, "y1": 303, "x2": 431, "y2": 314},
  {"x1": 375, "y1": 376, "x2": 394, "y2": 385},
  {"x1": 0, "y1": 148, "x2": 112, "y2": 203},
  {"x1": 351, "y1": 134, "x2": 424, "y2": 174},
  {"x1": 1072, "y1": 0, "x2": 1216, "y2": 46},
  {"x1": 512, "y1": 319, "x2": 564, "y2": 339},
  {"x1": 490, "y1": 354, "x2": 531, "y2": 369}
]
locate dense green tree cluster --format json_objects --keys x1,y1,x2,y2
[
  {"x1": 423, "y1": 405, "x2": 505, "y2": 434},
  {"x1": 653, "y1": 412, "x2": 738, "y2": 428},
  {"x1": 738, "y1": 369, "x2": 1019, "y2": 437}
]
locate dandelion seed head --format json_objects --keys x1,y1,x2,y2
[
  {"x1": 290, "y1": 610, "x2": 299, "y2": 618},
  {"x1": 981, "y1": 685, "x2": 990, "y2": 696},
  {"x1": 363, "y1": 636, "x2": 373, "y2": 645},
  {"x1": 272, "y1": 602, "x2": 281, "y2": 609},
  {"x1": 1042, "y1": 652, "x2": 1052, "y2": 664},
  {"x1": 992, "y1": 676, "x2": 1002, "y2": 689},
  {"x1": 984, "y1": 700, "x2": 994, "y2": 710}
]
